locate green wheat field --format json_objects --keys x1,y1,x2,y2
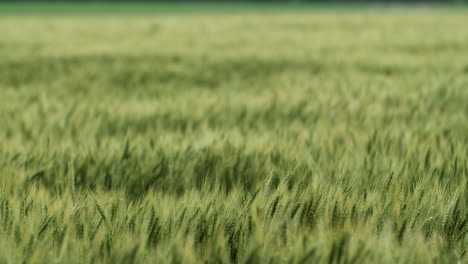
[{"x1": 0, "y1": 4, "x2": 467, "y2": 264}]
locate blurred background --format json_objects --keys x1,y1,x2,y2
[{"x1": 0, "y1": 0, "x2": 466, "y2": 18}]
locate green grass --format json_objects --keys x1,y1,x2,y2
[
  {"x1": 0, "y1": 8, "x2": 467, "y2": 264},
  {"x1": 0, "y1": 2, "x2": 465, "y2": 16},
  {"x1": 1, "y1": 2, "x2": 351, "y2": 15}
]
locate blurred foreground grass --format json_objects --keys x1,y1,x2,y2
[
  {"x1": 0, "y1": 2, "x2": 463, "y2": 15},
  {"x1": 0, "y1": 8, "x2": 467, "y2": 264}
]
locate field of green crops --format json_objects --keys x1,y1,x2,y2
[{"x1": 0, "y1": 5, "x2": 467, "y2": 263}]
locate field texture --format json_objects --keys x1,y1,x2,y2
[{"x1": 0, "y1": 7, "x2": 467, "y2": 264}]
